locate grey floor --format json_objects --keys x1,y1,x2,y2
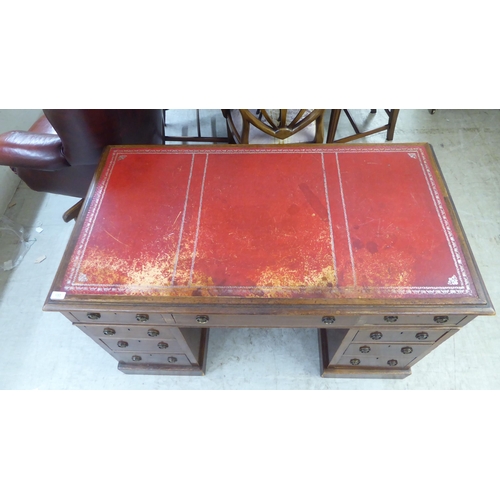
[{"x1": 0, "y1": 109, "x2": 499, "y2": 389}]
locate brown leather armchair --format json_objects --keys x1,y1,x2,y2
[{"x1": 0, "y1": 109, "x2": 164, "y2": 220}]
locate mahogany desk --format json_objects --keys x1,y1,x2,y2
[{"x1": 44, "y1": 144, "x2": 495, "y2": 378}]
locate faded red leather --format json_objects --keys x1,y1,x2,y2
[{"x1": 0, "y1": 110, "x2": 164, "y2": 198}]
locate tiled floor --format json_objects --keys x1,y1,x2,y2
[{"x1": 0, "y1": 109, "x2": 498, "y2": 389}]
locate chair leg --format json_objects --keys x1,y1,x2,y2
[
  {"x1": 386, "y1": 109, "x2": 400, "y2": 141},
  {"x1": 62, "y1": 199, "x2": 84, "y2": 223},
  {"x1": 326, "y1": 110, "x2": 342, "y2": 143}
]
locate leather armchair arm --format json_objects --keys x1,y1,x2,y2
[{"x1": 0, "y1": 130, "x2": 69, "y2": 171}]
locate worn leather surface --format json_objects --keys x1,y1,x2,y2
[{"x1": 0, "y1": 110, "x2": 164, "y2": 198}]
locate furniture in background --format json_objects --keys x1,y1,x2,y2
[
  {"x1": 223, "y1": 109, "x2": 325, "y2": 144},
  {"x1": 44, "y1": 144, "x2": 494, "y2": 378},
  {"x1": 0, "y1": 110, "x2": 164, "y2": 221},
  {"x1": 326, "y1": 109, "x2": 399, "y2": 143},
  {"x1": 163, "y1": 109, "x2": 229, "y2": 143}
]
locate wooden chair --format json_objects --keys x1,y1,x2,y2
[
  {"x1": 223, "y1": 109, "x2": 325, "y2": 144},
  {"x1": 326, "y1": 109, "x2": 399, "y2": 143},
  {"x1": 163, "y1": 109, "x2": 229, "y2": 143}
]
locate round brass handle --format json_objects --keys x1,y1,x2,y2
[
  {"x1": 158, "y1": 342, "x2": 169, "y2": 349},
  {"x1": 434, "y1": 316, "x2": 449, "y2": 324},
  {"x1": 136, "y1": 314, "x2": 149, "y2": 322},
  {"x1": 103, "y1": 328, "x2": 116, "y2": 336},
  {"x1": 132, "y1": 355, "x2": 142, "y2": 362},
  {"x1": 117, "y1": 341, "x2": 129, "y2": 348},
  {"x1": 370, "y1": 331, "x2": 383, "y2": 340},
  {"x1": 87, "y1": 312, "x2": 101, "y2": 320},
  {"x1": 350, "y1": 358, "x2": 361, "y2": 366},
  {"x1": 167, "y1": 357, "x2": 178, "y2": 363},
  {"x1": 322, "y1": 316, "x2": 336, "y2": 324},
  {"x1": 416, "y1": 332, "x2": 429, "y2": 340},
  {"x1": 147, "y1": 329, "x2": 160, "y2": 337},
  {"x1": 384, "y1": 315, "x2": 398, "y2": 323},
  {"x1": 196, "y1": 315, "x2": 209, "y2": 324},
  {"x1": 401, "y1": 346, "x2": 413, "y2": 354},
  {"x1": 359, "y1": 346, "x2": 371, "y2": 354},
  {"x1": 387, "y1": 359, "x2": 398, "y2": 366}
]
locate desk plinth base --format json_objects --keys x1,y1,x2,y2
[
  {"x1": 118, "y1": 328, "x2": 209, "y2": 376},
  {"x1": 318, "y1": 328, "x2": 412, "y2": 379}
]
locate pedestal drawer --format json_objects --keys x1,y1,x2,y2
[
  {"x1": 336, "y1": 355, "x2": 415, "y2": 369},
  {"x1": 76, "y1": 324, "x2": 181, "y2": 340},
  {"x1": 98, "y1": 337, "x2": 182, "y2": 353},
  {"x1": 351, "y1": 328, "x2": 455, "y2": 343},
  {"x1": 343, "y1": 343, "x2": 430, "y2": 358},
  {"x1": 110, "y1": 352, "x2": 192, "y2": 366}
]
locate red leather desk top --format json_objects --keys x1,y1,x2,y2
[{"x1": 57, "y1": 144, "x2": 481, "y2": 302}]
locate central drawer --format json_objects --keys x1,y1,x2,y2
[{"x1": 172, "y1": 314, "x2": 362, "y2": 328}]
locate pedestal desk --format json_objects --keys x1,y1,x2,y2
[{"x1": 44, "y1": 144, "x2": 495, "y2": 378}]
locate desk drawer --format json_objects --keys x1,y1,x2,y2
[
  {"x1": 335, "y1": 355, "x2": 415, "y2": 369},
  {"x1": 76, "y1": 324, "x2": 181, "y2": 340},
  {"x1": 351, "y1": 328, "x2": 455, "y2": 343},
  {"x1": 98, "y1": 337, "x2": 182, "y2": 353},
  {"x1": 110, "y1": 352, "x2": 191, "y2": 366},
  {"x1": 67, "y1": 311, "x2": 175, "y2": 325},
  {"x1": 172, "y1": 314, "x2": 360, "y2": 328},
  {"x1": 364, "y1": 314, "x2": 468, "y2": 326},
  {"x1": 343, "y1": 343, "x2": 429, "y2": 358}
]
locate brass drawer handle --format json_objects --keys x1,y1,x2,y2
[
  {"x1": 415, "y1": 332, "x2": 429, "y2": 340},
  {"x1": 387, "y1": 359, "x2": 398, "y2": 366},
  {"x1": 167, "y1": 357, "x2": 178, "y2": 363},
  {"x1": 322, "y1": 316, "x2": 336, "y2": 325},
  {"x1": 136, "y1": 314, "x2": 150, "y2": 322},
  {"x1": 158, "y1": 342, "x2": 169, "y2": 349},
  {"x1": 370, "y1": 331, "x2": 383, "y2": 340},
  {"x1": 132, "y1": 355, "x2": 142, "y2": 362},
  {"x1": 87, "y1": 312, "x2": 101, "y2": 320},
  {"x1": 196, "y1": 315, "x2": 209, "y2": 324},
  {"x1": 401, "y1": 346, "x2": 413, "y2": 354},
  {"x1": 384, "y1": 315, "x2": 398, "y2": 323},
  {"x1": 117, "y1": 341, "x2": 129, "y2": 348},
  {"x1": 434, "y1": 316, "x2": 449, "y2": 324},
  {"x1": 350, "y1": 358, "x2": 361, "y2": 366},
  {"x1": 103, "y1": 328, "x2": 116, "y2": 336},
  {"x1": 147, "y1": 329, "x2": 160, "y2": 337},
  {"x1": 359, "y1": 346, "x2": 371, "y2": 354}
]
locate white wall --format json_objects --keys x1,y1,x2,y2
[{"x1": 0, "y1": 109, "x2": 43, "y2": 215}]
